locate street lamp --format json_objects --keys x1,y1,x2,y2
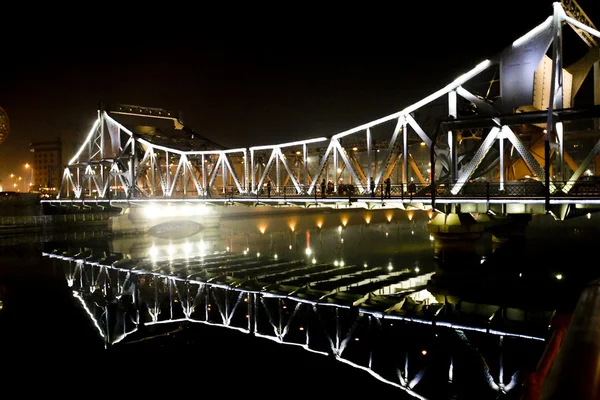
[{"x1": 24, "y1": 163, "x2": 33, "y2": 191}]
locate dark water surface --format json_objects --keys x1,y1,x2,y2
[{"x1": 0, "y1": 208, "x2": 598, "y2": 398}]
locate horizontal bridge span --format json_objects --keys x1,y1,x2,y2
[{"x1": 56, "y1": 2, "x2": 600, "y2": 220}]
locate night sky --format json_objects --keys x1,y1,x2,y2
[{"x1": 0, "y1": 1, "x2": 598, "y2": 186}]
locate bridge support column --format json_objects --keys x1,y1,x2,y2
[
  {"x1": 427, "y1": 212, "x2": 485, "y2": 267},
  {"x1": 474, "y1": 213, "x2": 531, "y2": 253}
]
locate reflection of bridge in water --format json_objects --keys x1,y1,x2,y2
[
  {"x1": 41, "y1": 208, "x2": 559, "y2": 399},
  {"x1": 43, "y1": 2, "x2": 600, "y2": 222}
]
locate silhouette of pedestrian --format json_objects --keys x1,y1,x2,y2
[
  {"x1": 370, "y1": 178, "x2": 376, "y2": 197},
  {"x1": 384, "y1": 178, "x2": 391, "y2": 198},
  {"x1": 266, "y1": 179, "x2": 272, "y2": 198},
  {"x1": 321, "y1": 179, "x2": 326, "y2": 198}
]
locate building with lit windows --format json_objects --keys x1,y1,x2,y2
[{"x1": 29, "y1": 138, "x2": 62, "y2": 193}]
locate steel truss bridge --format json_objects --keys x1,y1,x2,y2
[
  {"x1": 51, "y1": 2, "x2": 600, "y2": 218},
  {"x1": 44, "y1": 246, "x2": 550, "y2": 399}
]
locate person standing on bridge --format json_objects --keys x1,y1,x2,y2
[
  {"x1": 370, "y1": 178, "x2": 376, "y2": 198},
  {"x1": 266, "y1": 178, "x2": 272, "y2": 198},
  {"x1": 384, "y1": 178, "x2": 391, "y2": 198},
  {"x1": 321, "y1": 179, "x2": 326, "y2": 198}
]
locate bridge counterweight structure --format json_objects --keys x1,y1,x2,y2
[{"x1": 57, "y1": 2, "x2": 600, "y2": 215}]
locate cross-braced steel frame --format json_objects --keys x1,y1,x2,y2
[
  {"x1": 52, "y1": 253, "x2": 545, "y2": 399},
  {"x1": 58, "y1": 3, "x2": 600, "y2": 206}
]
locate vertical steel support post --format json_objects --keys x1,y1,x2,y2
[
  {"x1": 403, "y1": 121, "x2": 408, "y2": 191},
  {"x1": 367, "y1": 128, "x2": 372, "y2": 184},
  {"x1": 448, "y1": 90, "x2": 458, "y2": 183}
]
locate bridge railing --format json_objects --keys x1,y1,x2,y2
[
  {"x1": 192, "y1": 181, "x2": 600, "y2": 200},
  {"x1": 64, "y1": 180, "x2": 600, "y2": 201}
]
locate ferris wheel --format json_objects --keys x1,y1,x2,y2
[{"x1": 0, "y1": 107, "x2": 8, "y2": 145}]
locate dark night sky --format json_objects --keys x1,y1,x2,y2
[{"x1": 0, "y1": 0, "x2": 598, "y2": 186}]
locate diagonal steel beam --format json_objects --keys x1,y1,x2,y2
[
  {"x1": 307, "y1": 140, "x2": 335, "y2": 195},
  {"x1": 208, "y1": 154, "x2": 224, "y2": 190},
  {"x1": 405, "y1": 114, "x2": 432, "y2": 148},
  {"x1": 502, "y1": 126, "x2": 546, "y2": 180},
  {"x1": 456, "y1": 86, "x2": 496, "y2": 115},
  {"x1": 222, "y1": 154, "x2": 244, "y2": 194},
  {"x1": 333, "y1": 139, "x2": 365, "y2": 192},
  {"x1": 562, "y1": 136, "x2": 600, "y2": 193},
  {"x1": 451, "y1": 127, "x2": 500, "y2": 194},
  {"x1": 256, "y1": 150, "x2": 277, "y2": 193},
  {"x1": 277, "y1": 149, "x2": 301, "y2": 193}
]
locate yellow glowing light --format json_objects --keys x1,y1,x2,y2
[
  {"x1": 259, "y1": 225, "x2": 267, "y2": 234},
  {"x1": 428, "y1": 211, "x2": 434, "y2": 219},
  {"x1": 317, "y1": 221, "x2": 323, "y2": 229},
  {"x1": 364, "y1": 215, "x2": 371, "y2": 224},
  {"x1": 341, "y1": 218, "x2": 348, "y2": 227},
  {"x1": 352, "y1": 147, "x2": 358, "y2": 151},
  {"x1": 420, "y1": 142, "x2": 426, "y2": 146},
  {"x1": 386, "y1": 213, "x2": 393, "y2": 222},
  {"x1": 421, "y1": 350, "x2": 427, "y2": 356},
  {"x1": 407, "y1": 211, "x2": 414, "y2": 221},
  {"x1": 289, "y1": 224, "x2": 295, "y2": 232}
]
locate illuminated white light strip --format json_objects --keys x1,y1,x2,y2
[
  {"x1": 250, "y1": 137, "x2": 328, "y2": 151},
  {"x1": 437, "y1": 321, "x2": 488, "y2": 333},
  {"x1": 550, "y1": 199, "x2": 600, "y2": 205},
  {"x1": 355, "y1": 309, "x2": 544, "y2": 340},
  {"x1": 335, "y1": 356, "x2": 427, "y2": 399},
  {"x1": 109, "y1": 111, "x2": 179, "y2": 121},
  {"x1": 182, "y1": 318, "x2": 250, "y2": 334},
  {"x1": 358, "y1": 310, "x2": 386, "y2": 318},
  {"x1": 402, "y1": 60, "x2": 492, "y2": 117},
  {"x1": 138, "y1": 137, "x2": 246, "y2": 156},
  {"x1": 330, "y1": 113, "x2": 402, "y2": 140},
  {"x1": 68, "y1": 118, "x2": 101, "y2": 165},
  {"x1": 331, "y1": 60, "x2": 491, "y2": 140},
  {"x1": 488, "y1": 329, "x2": 545, "y2": 341},
  {"x1": 512, "y1": 16, "x2": 553, "y2": 47},
  {"x1": 44, "y1": 195, "x2": 600, "y2": 207},
  {"x1": 103, "y1": 112, "x2": 134, "y2": 136},
  {"x1": 72, "y1": 291, "x2": 105, "y2": 338},
  {"x1": 105, "y1": 112, "x2": 246, "y2": 157},
  {"x1": 111, "y1": 328, "x2": 139, "y2": 345},
  {"x1": 253, "y1": 333, "x2": 330, "y2": 356},
  {"x1": 189, "y1": 148, "x2": 247, "y2": 155},
  {"x1": 564, "y1": 15, "x2": 600, "y2": 40},
  {"x1": 385, "y1": 314, "x2": 434, "y2": 325},
  {"x1": 137, "y1": 137, "x2": 185, "y2": 155},
  {"x1": 316, "y1": 302, "x2": 352, "y2": 309}
]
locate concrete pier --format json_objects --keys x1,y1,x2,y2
[{"x1": 427, "y1": 212, "x2": 485, "y2": 264}]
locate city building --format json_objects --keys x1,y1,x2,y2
[{"x1": 29, "y1": 138, "x2": 62, "y2": 193}]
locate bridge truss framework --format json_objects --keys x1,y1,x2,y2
[{"x1": 58, "y1": 3, "x2": 600, "y2": 211}]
